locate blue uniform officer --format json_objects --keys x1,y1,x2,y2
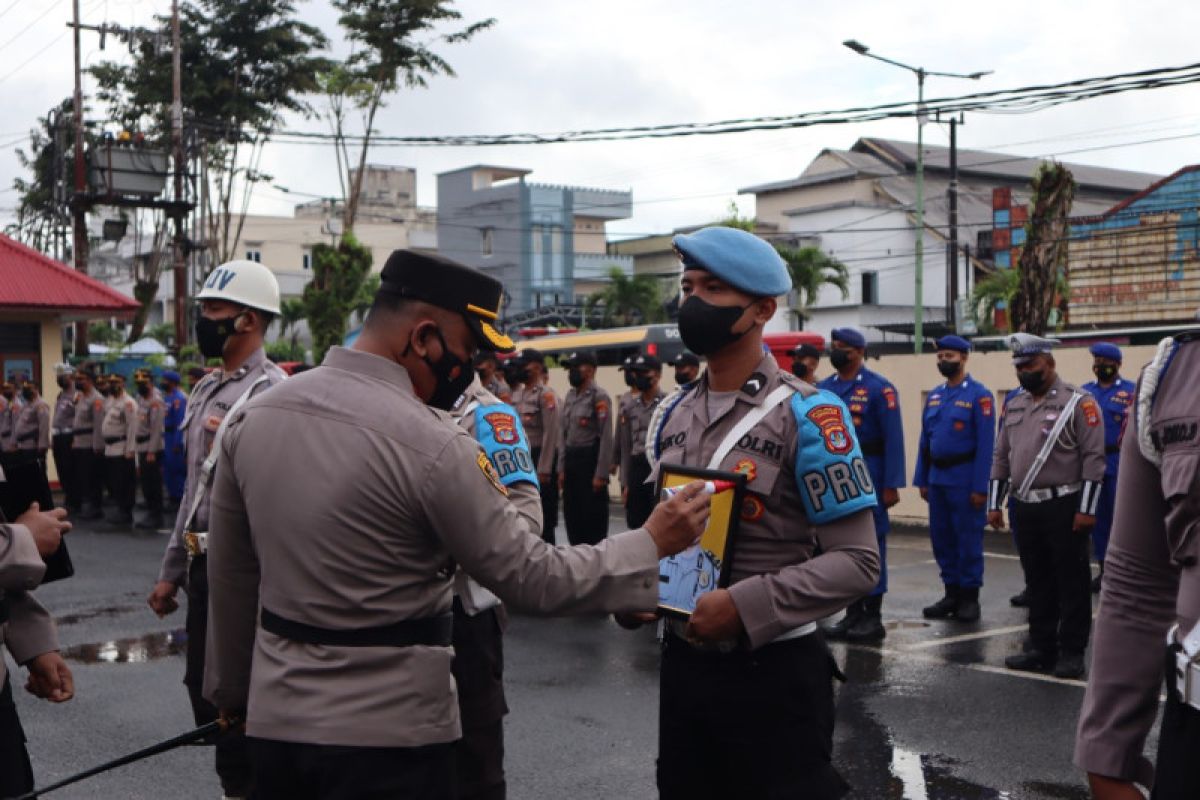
[
  {"x1": 159, "y1": 370, "x2": 187, "y2": 506},
  {"x1": 1080, "y1": 342, "x2": 1134, "y2": 593},
  {"x1": 818, "y1": 327, "x2": 905, "y2": 641},
  {"x1": 913, "y1": 336, "x2": 995, "y2": 622}
]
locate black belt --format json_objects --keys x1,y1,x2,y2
[
  {"x1": 1106, "y1": 445, "x2": 1120, "y2": 455},
  {"x1": 72, "y1": 427, "x2": 91, "y2": 435},
  {"x1": 860, "y1": 440, "x2": 884, "y2": 457},
  {"x1": 931, "y1": 451, "x2": 976, "y2": 469},
  {"x1": 15, "y1": 431, "x2": 37, "y2": 443},
  {"x1": 136, "y1": 435, "x2": 150, "y2": 443},
  {"x1": 104, "y1": 436, "x2": 123, "y2": 444},
  {"x1": 260, "y1": 608, "x2": 453, "y2": 648}
]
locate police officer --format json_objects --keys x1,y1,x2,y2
[
  {"x1": 100, "y1": 373, "x2": 138, "y2": 526},
  {"x1": 612, "y1": 355, "x2": 637, "y2": 477},
  {"x1": 1081, "y1": 342, "x2": 1135, "y2": 593},
  {"x1": 473, "y1": 351, "x2": 512, "y2": 403},
  {"x1": 913, "y1": 336, "x2": 996, "y2": 623},
  {"x1": 201, "y1": 249, "x2": 709, "y2": 798},
  {"x1": 0, "y1": 380, "x2": 16, "y2": 459},
  {"x1": 12, "y1": 379, "x2": 51, "y2": 469},
  {"x1": 790, "y1": 342, "x2": 821, "y2": 384},
  {"x1": 449, "y1": 374, "x2": 541, "y2": 800},
  {"x1": 147, "y1": 259, "x2": 287, "y2": 799},
  {"x1": 0, "y1": 504, "x2": 74, "y2": 798},
  {"x1": 511, "y1": 349, "x2": 561, "y2": 544},
  {"x1": 70, "y1": 368, "x2": 105, "y2": 520},
  {"x1": 614, "y1": 353, "x2": 664, "y2": 529},
  {"x1": 1074, "y1": 329, "x2": 1200, "y2": 800},
  {"x1": 133, "y1": 369, "x2": 167, "y2": 530},
  {"x1": 988, "y1": 333, "x2": 1105, "y2": 679},
  {"x1": 159, "y1": 370, "x2": 187, "y2": 510},
  {"x1": 557, "y1": 351, "x2": 614, "y2": 546},
  {"x1": 672, "y1": 352, "x2": 700, "y2": 388},
  {"x1": 94, "y1": 373, "x2": 113, "y2": 510},
  {"x1": 624, "y1": 225, "x2": 880, "y2": 799},
  {"x1": 819, "y1": 327, "x2": 906, "y2": 641},
  {"x1": 51, "y1": 365, "x2": 79, "y2": 511}
]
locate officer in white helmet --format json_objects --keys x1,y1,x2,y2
[{"x1": 146, "y1": 260, "x2": 287, "y2": 799}]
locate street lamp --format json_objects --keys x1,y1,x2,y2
[{"x1": 843, "y1": 40, "x2": 991, "y2": 352}]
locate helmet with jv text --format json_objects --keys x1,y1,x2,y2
[{"x1": 196, "y1": 259, "x2": 281, "y2": 315}]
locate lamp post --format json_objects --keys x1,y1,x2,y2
[{"x1": 843, "y1": 40, "x2": 990, "y2": 352}]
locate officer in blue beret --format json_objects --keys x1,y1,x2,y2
[
  {"x1": 1081, "y1": 342, "x2": 1135, "y2": 593},
  {"x1": 819, "y1": 327, "x2": 906, "y2": 641},
  {"x1": 159, "y1": 369, "x2": 187, "y2": 509},
  {"x1": 913, "y1": 335, "x2": 996, "y2": 622}
]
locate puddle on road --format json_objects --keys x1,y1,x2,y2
[
  {"x1": 61, "y1": 629, "x2": 187, "y2": 664},
  {"x1": 56, "y1": 605, "x2": 140, "y2": 626}
]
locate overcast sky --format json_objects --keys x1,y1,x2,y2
[{"x1": 3, "y1": 0, "x2": 1199, "y2": 239}]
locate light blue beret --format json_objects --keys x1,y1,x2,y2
[
  {"x1": 673, "y1": 227, "x2": 790, "y2": 297},
  {"x1": 1089, "y1": 342, "x2": 1122, "y2": 362},
  {"x1": 831, "y1": 327, "x2": 867, "y2": 349},
  {"x1": 935, "y1": 335, "x2": 972, "y2": 353}
]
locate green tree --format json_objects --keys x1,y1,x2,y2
[
  {"x1": 330, "y1": 0, "x2": 493, "y2": 231},
  {"x1": 88, "y1": 323, "x2": 127, "y2": 350},
  {"x1": 8, "y1": 99, "x2": 76, "y2": 256},
  {"x1": 352, "y1": 273, "x2": 381, "y2": 325},
  {"x1": 716, "y1": 200, "x2": 755, "y2": 232},
  {"x1": 775, "y1": 245, "x2": 849, "y2": 325},
  {"x1": 969, "y1": 268, "x2": 1020, "y2": 334},
  {"x1": 147, "y1": 322, "x2": 176, "y2": 347},
  {"x1": 1010, "y1": 161, "x2": 1076, "y2": 335},
  {"x1": 278, "y1": 297, "x2": 307, "y2": 348},
  {"x1": 301, "y1": 233, "x2": 373, "y2": 362},
  {"x1": 584, "y1": 267, "x2": 666, "y2": 328}
]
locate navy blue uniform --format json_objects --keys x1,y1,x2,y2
[
  {"x1": 913, "y1": 376, "x2": 995, "y2": 589},
  {"x1": 818, "y1": 366, "x2": 905, "y2": 594},
  {"x1": 1080, "y1": 377, "x2": 1135, "y2": 564},
  {"x1": 162, "y1": 387, "x2": 187, "y2": 502}
]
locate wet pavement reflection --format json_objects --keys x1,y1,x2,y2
[{"x1": 61, "y1": 629, "x2": 188, "y2": 665}]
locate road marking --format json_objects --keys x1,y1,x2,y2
[
  {"x1": 846, "y1": 643, "x2": 1089, "y2": 689},
  {"x1": 888, "y1": 558, "x2": 941, "y2": 570},
  {"x1": 889, "y1": 541, "x2": 1022, "y2": 562},
  {"x1": 898, "y1": 624, "x2": 1029, "y2": 650},
  {"x1": 891, "y1": 747, "x2": 930, "y2": 800}
]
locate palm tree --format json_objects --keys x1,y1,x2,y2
[
  {"x1": 279, "y1": 298, "x2": 306, "y2": 347},
  {"x1": 775, "y1": 245, "x2": 850, "y2": 324},
  {"x1": 584, "y1": 267, "x2": 666, "y2": 328},
  {"x1": 1010, "y1": 161, "x2": 1076, "y2": 335},
  {"x1": 970, "y1": 268, "x2": 1020, "y2": 333}
]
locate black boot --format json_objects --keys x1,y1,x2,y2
[
  {"x1": 954, "y1": 586, "x2": 981, "y2": 622},
  {"x1": 1005, "y1": 649, "x2": 1055, "y2": 673},
  {"x1": 822, "y1": 600, "x2": 863, "y2": 641},
  {"x1": 845, "y1": 595, "x2": 886, "y2": 642},
  {"x1": 1010, "y1": 589, "x2": 1029, "y2": 608},
  {"x1": 922, "y1": 585, "x2": 959, "y2": 619}
]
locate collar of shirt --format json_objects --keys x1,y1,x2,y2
[
  {"x1": 691, "y1": 353, "x2": 781, "y2": 426},
  {"x1": 323, "y1": 346, "x2": 416, "y2": 397},
  {"x1": 212, "y1": 347, "x2": 269, "y2": 387}
]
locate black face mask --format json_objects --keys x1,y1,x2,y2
[
  {"x1": 829, "y1": 349, "x2": 852, "y2": 370},
  {"x1": 623, "y1": 371, "x2": 636, "y2": 388},
  {"x1": 674, "y1": 370, "x2": 691, "y2": 385},
  {"x1": 21, "y1": 389, "x2": 34, "y2": 402},
  {"x1": 633, "y1": 374, "x2": 654, "y2": 392},
  {"x1": 791, "y1": 361, "x2": 809, "y2": 379},
  {"x1": 422, "y1": 329, "x2": 474, "y2": 411},
  {"x1": 1018, "y1": 369, "x2": 1047, "y2": 393},
  {"x1": 196, "y1": 313, "x2": 244, "y2": 360},
  {"x1": 568, "y1": 367, "x2": 585, "y2": 388},
  {"x1": 1093, "y1": 365, "x2": 1118, "y2": 383},
  {"x1": 677, "y1": 295, "x2": 753, "y2": 356},
  {"x1": 937, "y1": 360, "x2": 962, "y2": 379},
  {"x1": 136, "y1": 382, "x2": 151, "y2": 396},
  {"x1": 57, "y1": 377, "x2": 69, "y2": 390}
]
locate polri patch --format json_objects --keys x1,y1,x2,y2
[
  {"x1": 1082, "y1": 400, "x2": 1101, "y2": 427},
  {"x1": 806, "y1": 404, "x2": 853, "y2": 455},
  {"x1": 980, "y1": 396, "x2": 993, "y2": 417},
  {"x1": 883, "y1": 387, "x2": 898, "y2": 410},
  {"x1": 484, "y1": 412, "x2": 519, "y2": 445}
]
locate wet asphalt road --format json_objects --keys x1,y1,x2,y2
[{"x1": 8, "y1": 513, "x2": 1144, "y2": 799}]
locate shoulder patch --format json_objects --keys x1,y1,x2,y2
[
  {"x1": 476, "y1": 450, "x2": 509, "y2": 496},
  {"x1": 1082, "y1": 398, "x2": 1101, "y2": 427},
  {"x1": 732, "y1": 458, "x2": 758, "y2": 483},
  {"x1": 806, "y1": 404, "x2": 853, "y2": 455},
  {"x1": 791, "y1": 391, "x2": 877, "y2": 524},
  {"x1": 595, "y1": 399, "x2": 609, "y2": 417},
  {"x1": 882, "y1": 386, "x2": 898, "y2": 410},
  {"x1": 980, "y1": 396, "x2": 993, "y2": 417},
  {"x1": 484, "y1": 411, "x2": 519, "y2": 445}
]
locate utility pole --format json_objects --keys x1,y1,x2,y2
[
  {"x1": 947, "y1": 115, "x2": 959, "y2": 332},
  {"x1": 914, "y1": 69, "x2": 926, "y2": 352},
  {"x1": 71, "y1": 0, "x2": 90, "y2": 357},
  {"x1": 170, "y1": 0, "x2": 187, "y2": 350}
]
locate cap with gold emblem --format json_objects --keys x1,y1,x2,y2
[{"x1": 377, "y1": 250, "x2": 514, "y2": 353}]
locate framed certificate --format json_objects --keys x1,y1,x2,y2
[{"x1": 654, "y1": 463, "x2": 747, "y2": 619}]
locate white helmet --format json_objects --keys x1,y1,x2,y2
[{"x1": 196, "y1": 259, "x2": 281, "y2": 315}]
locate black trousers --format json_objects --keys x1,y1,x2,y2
[
  {"x1": 658, "y1": 632, "x2": 849, "y2": 800},
  {"x1": 625, "y1": 454, "x2": 655, "y2": 530},
  {"x1": 0, "y1": 676, "x2": 34, "y2": 798},
  {"x1": 74, "y1": 448, "x2": 102, "y2": 508},
  {"x1": 1012, "y1": 493, "x2": 1092, "y2": 656},
  {"x1": 186, "y1": 555, "x2": 254, "y2": 796},
  {"x1": 451, "y1": 598, "x2": 507, "y2": 800},
  {"x1": 529, "y1": 447, "x2": 559, "y2": 544},
  {"x1": 105, "y1": 455, "x2": 136, "y2": 514},
  {"x1": 137, "y1": 450, "x2": 164, "y2": 513},
  {"x1": 562, "y1": 444, "x2": 608, "y2": 546},
  {"x1": 52, "y1": 434, "x2": 77, "y2": 508},
  {"x1": 1153, "y1": 645, "x2": 1200, "y2": 799},
  {"x1": 249, "y1": 738, "x2": 455, "y2": 800}
]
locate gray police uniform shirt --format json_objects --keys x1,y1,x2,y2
[
  {"x1": 512, "y1": 382, "x2": 560, "y2": 475},
  {"x1": 100, "y1": 392, "x2": 139, "y2": 458},
  {"x1": 989, "y1": 376, "x2": 1106, "y2": 511},
  {"x1": 52, "y1": 389, "x2": 75, "y2": 437},
  {"x1": 135, "y1": 388, "x2": 166, "y2": 454},
  {"x1": 0, "y1": 519, "x2": 58, "y2": 692},
  {"x1": 13, "y1": 398, "x2": 50, "y2": 452},
  {"x1": 0, "y1": 397, "x2": 14, "y2": 451},
  {"x1": 157, "y1": 349, "x2": 286, "y2": 586},
  {"x1": 202, "y1": 347, "x2": 661, "y2": 749},
  {"x1": 557, "y1": 382, "x2": 615, "y2": 482},
  {"x1": 650, "y1": 354, "x2": 880, "y2": 649},
  {"x1": 71, "y1": 388, "x2": 104, "y2": 452},
  {"x1": 616, "y1": 389, "x2": 664, "y2": 489},
  {"x1": 1075, "y1": 337, "x2": 1200, "y2": 786}
]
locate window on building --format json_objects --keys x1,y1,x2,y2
[
  {"x1": 861, "y1": 271, "x2": 879, "y2": 305},
  {"x1": 245, "y1": 247, "x2": 262, "y2": 263},
  {"x1": 481, "y1": 227, "x2": 494, "y2": 257},
  {"x1": 302, "y1": 249, "x2": 312, "y2": 270}
]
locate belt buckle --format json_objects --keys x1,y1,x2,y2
[{"x1": 183, "y1": 531, "x2": 202, "y2": 558}]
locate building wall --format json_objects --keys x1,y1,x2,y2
[
  {"x1": 437, "y1": 170, "x2": 526, "y2": 309},
  {"x1": 754, "y1": 179, "x2": 877, "y2": 230}
]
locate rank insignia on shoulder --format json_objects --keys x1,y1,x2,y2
[
  {"x1": 484, "y1": 412, "x2": 519, "y2": 445},
  {"x1": 476, "y1": 451, "x2": 509, "y2": 496},
  {"x1": 806, "y1": 405, "x2": 853, "y2": 455},
  {"x1": 741, "y1": 373, "x2": 766, "y2": 396}
]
